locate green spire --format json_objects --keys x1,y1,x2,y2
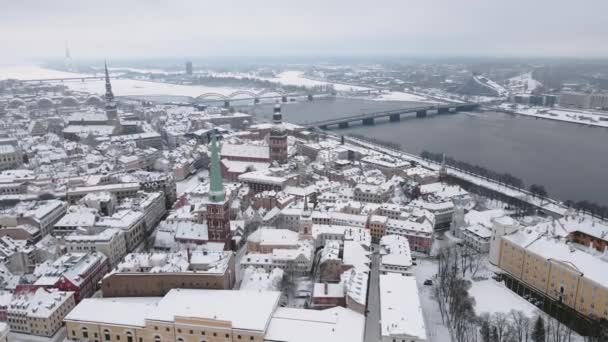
[{"x1": 208, "y1": 130, "x2": 225, "y2": 202}]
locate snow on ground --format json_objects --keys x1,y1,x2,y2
[
  {"x1": 108, "y1": 67, "x2": 180, "y2": 74},
  {"x1": 367, "y1": 91, "x2": 439, "y2": 103},
  {"x1": 469, "y1": 278, "x2": 539, "y2": 317},
  {"x1": 415, "y1": 258, "x2": 453, "y2": 342},
  {"x1": 257, "y1": 70, "x2": 370, "y2": 92},
  {"x1": 64, "y1": 79, "x2": 255, "y2": 98},
  {"x1": 0, "y1": 65, "x2": 90, "y2": 80},
  {"x1": 496, "y1": 103, "x2": 608, "y2": 128}
]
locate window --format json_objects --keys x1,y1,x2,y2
[
  {"x1": 154, "y1": 336, "x2": 161, "y2": 342},
  {"x1": 82, "y1": 327, "x2": 89, "y2": 339},
  {"x1": 104, "y1": 329, "x2": 111, "y2": 341}
]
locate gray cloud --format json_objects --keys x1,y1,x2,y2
[{"x1": 1, "y1": 0, "x2": 608, "y2": 63}]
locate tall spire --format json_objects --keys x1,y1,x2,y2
[
  {"x1": 208, "y1": 130, "x2": 225, "y2": 203},
  {"x1": 104, "y1": 61, "x2": 114, "y2": 103},
  {"x1": 272, "y1": 102, "x2": 282, "y2": 124}
]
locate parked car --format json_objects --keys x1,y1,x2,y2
[{"x1": 424, "y1": 279, "x2": 433, "y2": 286}]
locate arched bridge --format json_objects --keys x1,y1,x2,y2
[
  {"x1": 194, "y1": 89, "x2": 303, "y2": 107},
  {"x1": 303, "y1": 103, "x2": 480, "y2": 129}
]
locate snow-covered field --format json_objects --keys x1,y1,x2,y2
[
  {"x1": 497, "y1": 103, "x2": 608, "y2": 128},
  {"x1": 367, "y1": 91, "x2": 439, "y2": 103},
  {"x1": 0, "y1": 65, "x2": 90, "y2": 80},
  {"x1": 0, "y1": 66, "x2": 372, "y2": 97},
  {"x1": 469, "y1": 278, "x2": 538, "y2": 316},
  {"x1": 66, "y1": 79, "x2": 255, "y2": 98},
  {"x1": 257, "y1": 70, "x2": 371, "y2": 92}
]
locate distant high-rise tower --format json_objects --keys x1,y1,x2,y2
[
  {"x1": 185, "y1": 61, "x2": 193, "y2": 75},
  {"x1": 206, "y1": 131, "x2": 231, "y2": 249},
  {"x1": 64, "y1": 41, "x2": 73, "y2": 71},
  {"x1": 104, "y1": 61, "x2": 118, "y2": 124},
  {"x1": 269, "y1": 103, "x2": 288, "y2": 163}
]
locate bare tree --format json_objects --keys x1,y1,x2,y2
[
  {"x1": 510, "y1": 310, "x2": 531, "y2": 342},
  {"x1": 492, "y1": 312, "x2": 511, "y2": 342}
]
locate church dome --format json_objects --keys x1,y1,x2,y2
[
  {"x1": 8, "y1": 98, "x2": 26, "y2": 109},
  {"x1": 36, "y1": 97, "x2": 54, "y2": 109},
  {"x1": 85, "y1": 95, "x2": 103, "y2": 106},
  {"x1": 61, "y1": 96, "x2": 80, "y2": 107}
]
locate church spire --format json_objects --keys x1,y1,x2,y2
[
  {"x1": 272, "y1": 102, "x2": 282, "y2": 124},
  {"x1": 208, "y1": 130, "x2": 225, "y2": 203},
  {"x1": 104, "y1": 61, "x2": 114, "y2": 103}
]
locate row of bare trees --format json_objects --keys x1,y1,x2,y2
[
  {"x1": 479, "y1": 311, "x2": 579, "y2": 342},
  {"x1": 435, "y1": 246, "x2": 479, "y2": 342}
]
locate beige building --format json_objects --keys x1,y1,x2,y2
[
  {"x1": 7, "y1": 288, "x2": 75, "y2": 337},
  {"x1": 66, "y1": 289, "x2": 279, "y2": 342},
  {"x1": 498, "y1": 231, "x2": 608, "y2": 320},
  {"x1": 65, "y1": 289, "x2": 365, "y2": 342}
]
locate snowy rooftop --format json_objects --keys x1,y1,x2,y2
[
  {"x1": 9, "y1": 288, "x2": 74, "y2": 318},
  {"x1": 221, "y1": 143, "x2": 269, "y2": 160},
  {"x1": 465, "y1": 209, "x2": 506, "y2": 228},
  {"x1": 379, "y1": 273, "x2": 427, "y2": 340},
  {"x1": 265, "y1": 306, "x2": 365, "y2": 342},
  {"x1": 380, "y1": 235, "x2": 413, "y2": 268},
  {"x1": 343, "y1": 241, "x2": 370, "y2": 272},
  {"x1": 247, "y1": 227, "x2": 299, "y2": 247},
  {"x1": 54, "y1": 206, "x2": 98, "y2": 228},
  {"x1": 114, "y1": 250, "x2": 231, "y2": 274},
  {"x1": 240, "y1": 267, "x2": 284, "y2": 292}
]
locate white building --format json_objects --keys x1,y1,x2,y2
[
  {"x1": 94, "y1": 210, "x2": 145, "y2": 251},
  {"x1": 241, "y1": 241, "x2": 314, "y2": 276},
  {"x1": 462, "y1": 224, "x2": 492, "y2": 253},
  {"x1": 379, "y1": 235, "x2": 413, "y2": 275},
  {"x1": 53, "y1": 206, "x2": 99, "y2": 236},
  {"x1": 0, "y1": 145, "x2": 22, "y2": 171},
  {"x1": 379, "y1": 273, "x2": 427, "y2": 342},
  {"x1": 64, "y1": 228, "x2": 127, "y2": 267},
  {"x1": 7, "y1": 288, "x2": 75, "y2": 337}
]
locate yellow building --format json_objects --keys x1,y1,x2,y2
[
  {"x1": 498, "y1": 231, "x2": 608, "y2": 320},
  {"x1": 64, "y1": 289, "x2": 365, "y2": 342}
]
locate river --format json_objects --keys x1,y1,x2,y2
[{"x1": 244, "y1": 98, "x2": 608, "y2": 205}]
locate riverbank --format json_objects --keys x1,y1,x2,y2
[{"x1": 494, "y1": 103, "x2": 608, "y2": 128}]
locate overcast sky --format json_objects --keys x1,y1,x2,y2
[{"x1": 2, "y1": 0, "x2": 608, "y2": 63}]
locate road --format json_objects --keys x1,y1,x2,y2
[
  {"x1": 415, "y1": 258, "x2": 452, "y2": 342},
  {"x1": 364, "y1": 251, "x2": 381, "y2": 342}
]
